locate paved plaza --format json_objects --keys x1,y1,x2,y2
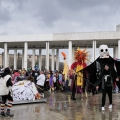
[{"x1": 1, "y1": 92, "x2": 120, "y2": 120}]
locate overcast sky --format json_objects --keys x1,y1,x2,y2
[
  {"x1": 0, "y1": 0, "x2": 120, "y2": 35},
  {"x1": 0, "y1": 0, "x2": 117, "y2": 61}
]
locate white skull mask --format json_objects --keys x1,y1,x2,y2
[{"x1": 99, "y1": 45, "x2": 109, "y2": 58}]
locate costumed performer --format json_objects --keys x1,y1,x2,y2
[
  {"x1": 80, "y1": 44, "x2": 120, "y2": 111},
  {"x1": 0, "y1": 67, "x2": 14, "y2": 117},
  {"x1": 71, "y1": 47, "x2": 89, "y2": 100},
  {"x1": 93, "y1": 45, "x2": 119, "y2": 111}
]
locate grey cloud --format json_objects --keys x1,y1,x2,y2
[
  {"x1": 0, "y1": 1, "x2": 11, "y2": 24},
  {"x1": 3, "y1": 0, "x2": 24, "y2": 11},
  {"x1": 0, "y1": 0, "x2": 120, "y2": 35},
  {"x1": 33, "y1": 0, "x2": 62, "y2": 27}
]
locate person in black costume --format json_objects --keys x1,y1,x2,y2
[
  {"x1": 76, "y1": 44, "x2": 120, "y2": 111},
  {"x1": 95, "y1": 63, "x2": 119, "y2": 110}
]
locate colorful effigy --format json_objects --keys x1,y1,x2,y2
[
  {"x1": 12, "y1": 80, "x2": 41, "y2": 101},
  {"x1": 70, "y1": 47, "x2": 89, "y2": 100},
  {"x1": 71, "y1": 48, "x2": 88, "y2": 87}
]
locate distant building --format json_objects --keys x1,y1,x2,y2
[{"x1": 0, "y1": 53, "x2": 57, "y2": 70}]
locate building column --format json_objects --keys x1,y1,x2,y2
[
  {"x1": 113, "y1": 47, "x2": 115, "y2": 58},
  {"x1": 69, "y1": 41, "x2": 72, "y2": 67},
  {"x1": 39, "y1": 49, "x2": 42, "y2": 70},
  {"x1": 24, "y1": 42, "x2": 28, "y2": 70},
  {"x1": 14, "y1": 49, "x2": 17, "y2": 70},
  {"x1": 72, "y1": 47, "x2": 75, "y2": 62},
  {"x1": 52, "y1": 48, "x2": 55, "y2": 71},
  {"x1": 32, "y1": 48, "x2": 35, "y2": 70},
  {"x1": 2, "y1": 52, "x2": 4, "y2": 68},
  {"x1": 22, "y1": 49, "x2": 24, "y2": 69},
  {"x1": 56, "y1": 49, "x2": 59, "y2": 70},
  {"x1": 46, "y1": 42, "x2": 49, "y2": 70},
  {"x1": 118, "y1": 40, "x2": 120, "y2": 59},
  {"x1": 92, "y1": 40, "x2": 96, "y2": 61},
  {"x1": 7, "y1": 49, "x2": 9, "y2": 67},
  {"x1": 113, "y1": 46, "x2": 118, "y2": 59},
  {"x1": 4, "y1": 43, "x2": 8, "y2": 68}
]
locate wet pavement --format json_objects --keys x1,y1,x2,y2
[{"x1": 1, "y1": 91, "x2": 120, "y2": 120}]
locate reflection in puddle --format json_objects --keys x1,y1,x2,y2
[
  {"x1": 75, "y1": 113, "x2": 83, "y2": 120},
  {"x1": 34, "y1": 106, "x2": 40, "y2": 113},
  {"x1": 57, "y1": 102, "x2": 68, "y2": 110},
  {"x1": 102, "y1": 110, "x2": 112, "y2": 120},
  {"x1": 49, "y1": 101, "x2": 69, "y2": 111}
]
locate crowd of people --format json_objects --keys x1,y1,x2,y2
[
  {"x1": 1, "y1": 67, "x2": 120, "y2": 96},
  {"x1": 11, "y1": 68, "x2": 71, "y2": 93},
  {"x1": 0, "y1": 65, "x2": 120, "y2": 117}
]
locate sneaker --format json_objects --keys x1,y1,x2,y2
[
  {"x1": 5, "y1": 112, "x2": 14, "y2": 117},
  {"x1": 0, "y1": 112, "x2": 5, "y2": 116},
  {"x1": 101, "y1": 107, "x2": 105, "y2": 111},
  {"x1": 71, "y1": 97, "x2": 76, "y2": 100},
  {"x1": 109, "y1": 104, "x2": 112, "y2": 109}
]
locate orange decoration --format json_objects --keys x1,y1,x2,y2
[
  {"x1": 74, "y1": 47, "x2": 89, "y2": 62},
  {"x1": 61, "y1": 52, "x2": 66, "y2": 60}
]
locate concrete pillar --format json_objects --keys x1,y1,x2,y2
[
  {"x1": 39, "y1": 49, "x2": 42, "y2": 70},
  {"x1": 92, "y1": 40, "x2": 96, "y2": 61},
  {"x1": 113, "y1": 47, "x2": 115, "y2": 58},
  {"x1": 22, "y1": 49, "x2": 24, "y2": 69},
  {"x1": 4, "y1": 43, "x2": 8, "y2": 68},
  {"x1": 48, "y1": 42, "x2": 49, "y2": 70},
  {"x1": 7, "y1": 49, "x2": 9, "y2": 66},
  {"x1": 72, "y1": 47, "x2": 75, "y2": 62},
  {"x1": 46, "y1": 42, "x2": 49, "y2": 70},
  {"x1": 14, "y1": 49, "x2": 17, "y2": 70},
  {"x1": 69, "y1": 41, "x2": 72, "y2": 67},
  {"x1": 118, "y1": 40, "x2": 120, "y2": 59},
  {"x1": 24, "y1": 42, "x2": 28, "y2": 70},
  {"x1": 115, "y1": 46, "x2": 118, "y2": 58},
  {"x1": 56, "y1": 49, "x2": 59, "y2": 70},
  {"x1": 2, "y1": 52, "x2": 4, "y2": 68},
  {"x1": 113, "y1": 46, "x2": 118, "y2": 59},
  {"x1": 32, "y1": 48, "x2": 35, "y2": 70},
  {"x1": 52, "y1": 48, "x2": 55, "y2": 71},
  {"x1": 46, "y1": 42, "x2": 48, "y2": 70}
]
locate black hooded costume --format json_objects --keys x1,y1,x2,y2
[{"x1": 79, "y1": 56, "x2": 119, "y2": 95}]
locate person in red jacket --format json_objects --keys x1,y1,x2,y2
[{"x1": 12, "y1": 70, "x2": 20, "y2": 83}]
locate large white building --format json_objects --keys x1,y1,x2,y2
[
  {"x1": 0, "y1": 53, "x2": 56, "y2": 70},
  {"x1": 0, "y1": 24, "x2": 120, "y2": 70}
]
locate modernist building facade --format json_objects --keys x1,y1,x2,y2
[
  {"x1": 0, "y1": 53, "x2": 56, "y2": 70},
  {"x1": 0, "y1": 25, "x2": 120, "y2": 70}
]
